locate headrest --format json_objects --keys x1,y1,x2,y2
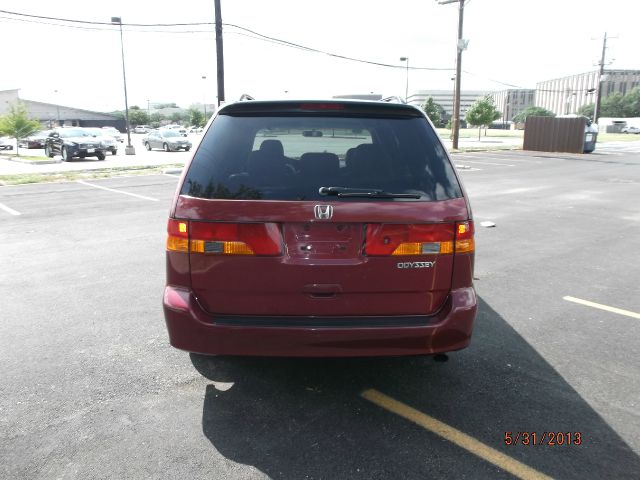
[
  {"x1": 300, "y1": 152, "x2": 340, "y2": 177},
  {"x1": 259, "y1": 139, "x2": 285, "y2": 157}
]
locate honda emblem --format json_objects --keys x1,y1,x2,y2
[{"x1": 314, "y1": 205, "x2": 333, "y2": 220}]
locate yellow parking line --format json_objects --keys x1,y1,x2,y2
[
  {"x1": 361, "y1": 389, "x2": 553, "y2": 480},
  {"x1": 563, "y1": 296, "x2": 640, "y2": 319}
]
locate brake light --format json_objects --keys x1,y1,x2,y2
[
  {"x1": 364, "y1": 222, "x2": 474, "y2": 256},
  {"x1": 365, "y1": 224, "x2": 455, "y2": 256},
  {"x1": 166, "y1": 219, "x2": 282, "y2": 256},
  {"x1": 299, "y1": 103, "x2": 345, "y2": 110}
]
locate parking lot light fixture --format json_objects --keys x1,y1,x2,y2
[{"x1": 111, "y1": 16, "x2": 135, "y2": 155}]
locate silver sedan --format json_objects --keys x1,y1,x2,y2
[{"x1": 143, "y1": 129, "x2": 192, "y2": 152}]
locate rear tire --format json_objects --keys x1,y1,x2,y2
[
  {"x1": 163, "y1": 143, "x2": 170, "y2": 152},
  {"x1": 111, "y1": 150, "x2": 117, "y2": 155},
  {"x1": 145, "y1": 142, "x2": 151, "y2": 151},
  {"x1": 97, "y1": 152, "x2": 106, "y2": 161},
  {"x1": 185, "y1": 147, "x2": 191, "y2": 152}
]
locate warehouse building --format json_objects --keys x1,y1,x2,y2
[{"x1": 0, "y1": 89, "x2": 124, "y2": 130}]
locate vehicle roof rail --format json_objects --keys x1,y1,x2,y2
[{"x1": 238, "y1": 94, "x2": 255, "y2": 101}]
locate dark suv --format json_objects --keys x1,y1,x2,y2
[
  {"x1": 163, "y1": 100, "x2": 476, "y2": 357},
  {"x1": 44, "y1": 128, "x2": 106, "y2": 161}
]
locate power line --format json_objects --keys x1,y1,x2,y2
[{"x1": 0, "y1": 8, "x2": 453, "y2": 71}]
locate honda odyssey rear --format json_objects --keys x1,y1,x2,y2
[{"x1": 163, "y1": 100, "x2": 477, "y2": 356}]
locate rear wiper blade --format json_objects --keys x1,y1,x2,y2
[{"x1": 319, "y1": 186, "x2": 421, "y2": 199}]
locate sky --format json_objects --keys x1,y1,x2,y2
[{"x1": 0, "y1": 0, "x2": 638, "y2": 113}]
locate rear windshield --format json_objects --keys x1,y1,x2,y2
[{"x1": 181, "y1": 113, "x2": 462, "y2": 202}]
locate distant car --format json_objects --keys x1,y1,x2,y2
[
  {"x1": 19, "y1": 130, "x2": 52, "y2": 149},
  {"x1": 44, "y1": 128, "x2": 106, "y2": 161},
  {"x1": 84, "y1": 127, "x2": 118, "y2": 155},
  {"x1": 133, "y1": 125, "x2": 149, "y2": 134},
  {"x1": 621, "y1": 126, "x2": 640, "y2": 134},
  {"x1": 143, "y1": 129, "x2": 192, "y2": 152},
  {"x1": 165, "y1": 124, "x2": 188, "y2": 135},
  {"x1": 101, "y1": 126, "x2": 124, "y2": 143},
  {"x1": 188, "y1": 126, "x2": 203, "y2": 134},
  {"x1": 0, "y1": 137, "x2": 13, "y2": 150}
]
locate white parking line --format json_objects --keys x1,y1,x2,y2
[
  {"x1": 563, "y1": 296, "x2": 640, "y2": 319},
  {"x1": 0, "y1": 202, "x2": 21, "y2": 216},
  {"x1": 76, "y1": 180, "x2": 159, "y2": 202},
  {"x1": 453, "y1": 159, "x2": 515, "y2": 167}
]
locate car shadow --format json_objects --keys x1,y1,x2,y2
[{"x1": 193, "y1": 297, "x2": 640, "y2": 479}]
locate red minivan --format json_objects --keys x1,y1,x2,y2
[{"x1": 163, "y1": 100, "x2": 477, "y2": 356}]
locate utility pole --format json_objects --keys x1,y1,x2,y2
[
  {"x1": 438, "y1": 0, "x2": 466, "y2": 150},
  {"x1": 593, "y1": 32, "x2": 607, "y2": 126},
  {"x1": 214, "y1": 0, "x2": 225, "y2": 107}
]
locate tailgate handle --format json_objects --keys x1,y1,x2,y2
[{"x1": 303, "y1": 284, "x2": 343, "y2": 296}]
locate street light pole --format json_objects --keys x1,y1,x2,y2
[
  {"x1": 54, "y1": 89, "x2": 61, "y2": 126},
  {"x1": 400, "y1": 57, "x2": 409, "y2": 102},
  {"x1": 202, "y1": 75, "x2": 207, "y2": 120},
  {"x1": 111, "y1": 16, "x2": 135, "y2": 155},
  {"x1": 438, "y1": 0, "x2": 466, "y2": 150}
]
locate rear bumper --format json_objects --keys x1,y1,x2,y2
[{"x1": 163, "y1": 285, "x2": 477, "y2": 357}]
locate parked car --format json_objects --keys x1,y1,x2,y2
[
  {"x1": 84, "y1": 127, "x2": 118, "y2": 155},
  {"x1": 621, "y1": 125, "x2": 640, "y2": 134},
  {"x1": 101, "y1": 126, "x2": 124, "y2": 143},
  {"x1": 133, "y1": 125, "x2": 149, "y2": 134},
  {"x1": 143, "y1": 129, "x2": 192, "y2": 152},
  {"x1": 165, "y1": 124, "x2": 188, "y2": 135},
  {"x1": 0, "y1": 137, "x2": 13, "y2": 150},
  {"x1": 188, "y1": 126, "x2": 203, "y2": 134},
  {"x1": 19, "y1": 130, "x2": 52, "y2": 149},
  {"x1": 44, "y1": 128, "x2": 106, "y2": 161},
  {"x1": 163, "y1": 99, "x2": 477, "y2": 357}
]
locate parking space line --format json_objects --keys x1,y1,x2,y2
[
  {"x1": 0, "y1": 202, "x2": 21, "y2": 216},
  {"x1": 361, "y1": 389, "x2": 552, "y2": 480},
  {"x1": 563, "y1": 296, "x2": 640, "y2": 319},
  {"x1": 76, "y1": 180, "x2": 159, "y2": 202},
  {"x1": 454, "y1": 159, "x2": 515, "y2": 167}
]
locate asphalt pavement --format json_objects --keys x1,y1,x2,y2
[{"x1": 1, "y1": 149, "x2": 639, "y2": 479}]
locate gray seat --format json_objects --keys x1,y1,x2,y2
[
  {"x1": 343, "y1": 143, "x2": 394, "y2": 185},
  {"x1": 299, "y1": 152, "x2": 340, "y2": 186}
]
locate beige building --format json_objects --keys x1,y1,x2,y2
[
  {"x1": 407, "y1": 90, "x2": 489, "y2": 120},
  {"x1": 535, "y1": 70, "x2": 640, "y2": 115},
  {"x1": 489, "y1": 89, "x2": 535, "y2": 121},
  {"x1": 0, "y1": 89, "x2": 122, "y2": 129}
]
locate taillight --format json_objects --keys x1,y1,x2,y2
[
  {"x1": 364, "y1": 221, "x2": 474, "y2": 256},
  {"x1": 166, "y1": 219, "x2": 282, "y2": 256},
  {"x1": 167, "y1": 219, "x2": 189, "y2": 252},
  {"x1": 455, "y1": 221, "x2": 475, "y2": 253}
]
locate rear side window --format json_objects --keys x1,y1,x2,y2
[{"x1": 181, "y1": 114, "x2": 462, "y2": 202}]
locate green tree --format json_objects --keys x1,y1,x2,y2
[
  {"x1": 0, "y1": 102, "x2": 41, "y2": 156},
  {"x1": 579, "y1": 87, "x2": 640, "y2": 120},
  {"x1": 128, "y1": 106, "x2": 149, "y2": 126},
  {"x1": 170, "y1": 112, "x2": 185, "y2": 124},
  {"x1": 577, "y1": 103, "x2": 594, "y2": 119},
  {"x1": 422, "y1": 97, "x2": 446, "y2": 127},
  {"x1": 622, "y1": 86, "x2": 640, "y2": 117},
  {"x1": 188, "y1": 108, "x2": 205, "y2": 127},
  {"x1": 465, "y1": 96, "x2": 501, "y2": 140},
  {"x1": 512, "y1": 106, "x2": 555, "y2": 124}
]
